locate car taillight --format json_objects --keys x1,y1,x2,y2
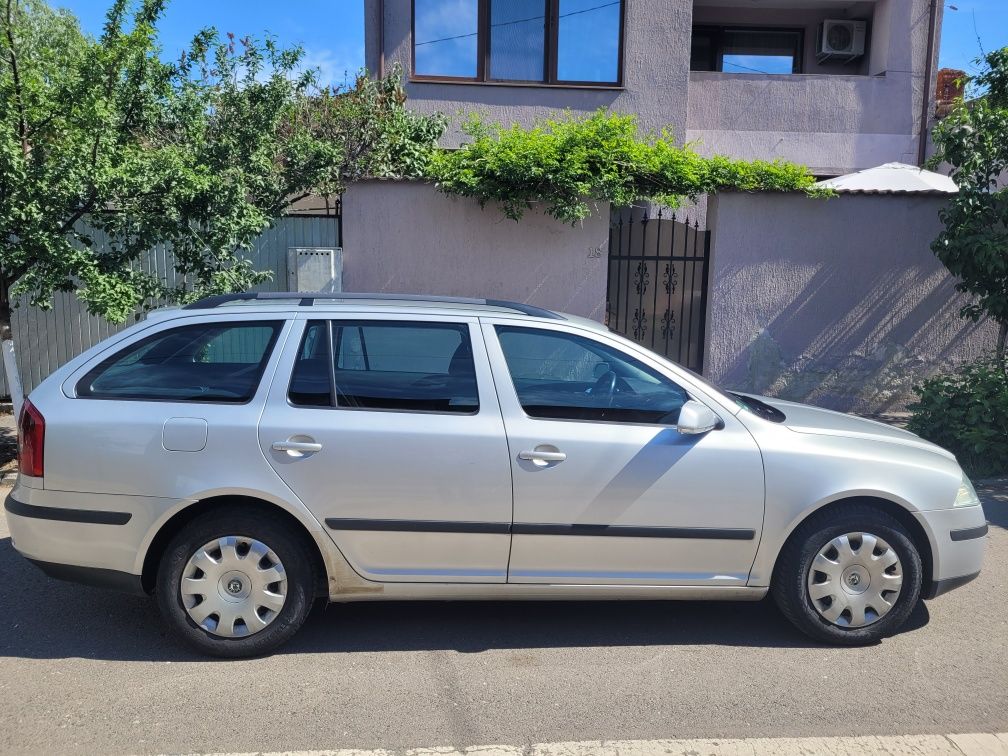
[{"x1": 18, "y1": 398, "x2": 44, "y2": 478}]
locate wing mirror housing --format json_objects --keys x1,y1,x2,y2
[{"x1": 677, "y1": 400, "x2": 720, "y2": 435}]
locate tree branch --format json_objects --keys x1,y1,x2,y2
[{"x1": 4, "y1": 0, "x2": 29, "y2": 157}]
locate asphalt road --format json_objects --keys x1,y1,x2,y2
[{"x1": 1, "y1": 484, "x2": 1006, "y2": 756}]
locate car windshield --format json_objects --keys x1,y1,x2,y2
[{"x1": 620, "y1": 338, "x2": 788, "y2": 424}]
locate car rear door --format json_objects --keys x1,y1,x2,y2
[
  {"x1": 482, "y1": 319, "x2": 765, "y2": 586},
  {"x1": 259, "y1": 314, "x2": 513, "y2": 583}
]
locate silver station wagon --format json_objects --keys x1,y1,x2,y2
[{"x1": 5, "y1": 293, "x2": 988, "y2": 657}]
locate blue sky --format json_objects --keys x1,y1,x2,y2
[
  {"x1": 53, "y1": 0, "x2": 1008, "y2": 88},
  {"x1": 939, "y1": 0, "x2": 1008, "y2": 74},
  {"x1": 54, "y1": 0, "x2": 366, "y2": 88}
]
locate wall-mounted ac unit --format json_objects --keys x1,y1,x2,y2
[{"x1": 817, "y1": 20, "x2": 867, "y2": 63}]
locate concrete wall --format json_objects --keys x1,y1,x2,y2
[
  {"x1": 704, "y1": 191, "x2": 996, "y2": 413},
  {"x1": 368, "y1": 0, "x2": 691, "y2": 147},
  {"x1": 342, "y1": 180, "x2": 610, "y2": 320},
  {"x1": 686, "y1": 0, "x2": 940, "y2": 175},
  {"x1": 367, "y1": 0, "x2": 940, "y2": 175}
]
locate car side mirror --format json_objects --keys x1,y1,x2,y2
[{"x1": 677, "y1": 400, "x2": 720, "y2": 435}]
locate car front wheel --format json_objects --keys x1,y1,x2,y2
[
  {"x1": 156, "y1": 507, "x2": 315, "y2": 657},
  {"x1": 772, "y1": 504, "x2": 923, "y2": 645}
]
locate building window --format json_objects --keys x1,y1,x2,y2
[
  {"x1": 690, "y1": 27, "x2": 803, "y2": 74},
  {"x1": 414, "y1": 0, "x2": 480, "y2": 78},
  {"x1": 411, "y1": 0, "x2": 625, "y2": 86}
]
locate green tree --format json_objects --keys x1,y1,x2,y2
[
  {"x1": 929, "y1": 47, "x2": 1008, "y2": 360},
  {"x1": 0, "y1": 0, "x2": 444, "y2": 343}
]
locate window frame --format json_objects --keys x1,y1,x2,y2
[
  {"x1": 492, "y1": 324, "x2": 693, "y2": 427},
  {"x1": 74, "y1": 319, "x2": 284, "y2": 405},
  {"x1": 286, "y1": 318, "x2": 482, "y2": 416},
  {"x1": 410, "y1": 0, "x2": 626, "y2": 88},
  {"x1": 690, "y1": 24, "x2": 805, "y2": 75}
]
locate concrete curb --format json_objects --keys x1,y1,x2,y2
[{"x1": 186, "y1": 733, "x2": 1008, "y2": 756}]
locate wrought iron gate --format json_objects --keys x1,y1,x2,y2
[{"x1": 605, "y1": 207, "x2": 711, "y2": 372}]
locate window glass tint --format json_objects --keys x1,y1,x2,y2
[
  {"x1": 690, "y1": 29, "x2": 714, "y2": 71},
  {"x1": 289, "y1": 321, "x2": 332, "y2": 407},
  {"x1": 689, "y1": 27, "x2": 802, "y2": 74},
  {"x1": 490, "y1": 0, "x2": 546, "y2": 81},
  {"x1": 288, "y1": 321, "x2": 479, "y2": 414},
  {"x1": 496, "y1": 326, "x2": 688, "y2": 423},
  {"x1": 557, "y1": 0, "x2": 621, "y2": 83},
  {"x1": 78, "y1": 321, "x2": 281, "y2": 403},
  {"x1": 414, "y1": 0, "x2": 479, "y2": 77}
]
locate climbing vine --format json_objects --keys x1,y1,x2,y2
[{"x1": 426, "y1": 110, "x2": 826, "y2": 224}]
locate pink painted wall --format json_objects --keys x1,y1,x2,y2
[
  {"x1": 705, "y1": 192, "x2": 997, "y2": 412},
  {"x1": 341, "y1": 181, "x2": 610, "y2": 321}
]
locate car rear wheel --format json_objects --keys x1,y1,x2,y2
[
  {"x1": 772, "y1": 504, "x2": 922, "y2": 645},
  {"x1": 156, "y1": 507, "x2": 315, "y2": 657}
]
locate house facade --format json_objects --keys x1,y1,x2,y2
[{"x1": 365, "y1": 0, "x2": 942, "y2": 175}]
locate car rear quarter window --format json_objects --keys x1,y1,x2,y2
[
  {"x1": 288, "y1": 320, "x2": 479, "y2": 414},
  {"x1": 77, "y1": 321, "x2": 282, "y2": 403}
]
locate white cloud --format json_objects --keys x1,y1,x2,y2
[{"x1": 300, "y1": 45, "x2": 365, "y2": 89}]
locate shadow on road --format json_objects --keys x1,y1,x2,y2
[{"x1": 0, "y1": 535, "x2": 931, "y2": 662}]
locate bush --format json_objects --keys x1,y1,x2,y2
[
  {"x1": 426, "y1": 110, "x2": 826, "y2": 224},
  {"x1": 907, "y1": 356, "x2": 1008, "y2": 477}
]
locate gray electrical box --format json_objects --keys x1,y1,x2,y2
[{"x1": 287, "y1": 247, "x2": 343, "y2": 292}]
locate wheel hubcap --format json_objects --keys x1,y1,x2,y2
[
  {"x1": 180, "y1": 536, "x2": 287, "y2": 638},
  {"x1": 807, "y1": 531, "x2": 903, "y2": 628}
]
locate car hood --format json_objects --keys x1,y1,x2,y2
[{"x1": 739, "y1": 394, "x2": 956, "y2": 460}]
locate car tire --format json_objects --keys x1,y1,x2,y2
[
  {"x1": 771, "y1": 504, "x2": 923, "y2": 645},
  {"x1": 156, "y1": 507, "x2": 316, "y2": 658}
]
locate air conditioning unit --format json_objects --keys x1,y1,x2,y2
[{"x1": 817, "y1": 20, "x2": 867, "y2": 62}]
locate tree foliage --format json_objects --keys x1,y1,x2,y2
[
  {"x1": 0, "y1": 0, "x2": 444, "y2": 334},
  {"x1": 928, "y1": 47, "x2": 1008, "y2": 358},
  {"x1": 427, "y1": 111, "x2": 824, "y2": 224},
  {"x1": 908, "y1": 354, "x2": 1008, "y2": 477}
]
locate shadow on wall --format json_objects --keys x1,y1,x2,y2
[
  {"x1": 707, "y1": 193, "x2": 997, "y2": 414},
  {"x1": 718, "y1": 263, "x2": 983, "y2": 413}
]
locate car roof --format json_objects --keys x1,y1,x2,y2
[{"x1": 146, "y1": 292, "x2": 615, "y2": 331}]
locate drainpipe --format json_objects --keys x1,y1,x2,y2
[
  {"x1": 917, "y1": 0, "x2": 939, "y2": 166},
  {"x1": 378, "y1": 0, "x2": 385, "y2": 78}
]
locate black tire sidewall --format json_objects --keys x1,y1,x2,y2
[
  {"x1": 775, "y1": 511, "x2": 922, "y2": 645},
  {"x1": 156, "y1": 511, "x2": 314, "y2": 658}
]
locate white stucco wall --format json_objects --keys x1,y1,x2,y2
[
  {"x1": 341, "y1": 181, "x2": 610, "y2": 320},
  {"x1": 705, "y1": 192, "x2": 996, "y2": 413}
]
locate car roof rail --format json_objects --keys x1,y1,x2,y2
[{"x1": 182, "y1": 291, "x2": 564, "y2": 320}]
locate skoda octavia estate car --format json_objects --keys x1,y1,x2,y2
[{"x1": 5, "y1": 293, "x2": 988, "y2": 656}]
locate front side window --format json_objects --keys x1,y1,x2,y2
[
  {"x1": 78, "y1": 321, "x2": 282, "y2": 403},
  {"x1": 288, "y1": 320, "x2": 480, "y2": 414},
  {"x1": 495, "y1": 326, "x2": 689, "y2": 423},
  {"x1": 412, "y1": 0, "x2": 624, "y2": 85},
  {"x1": 691, "y1": 26, "x2": 803, "y2": 74}
]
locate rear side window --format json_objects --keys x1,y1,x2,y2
[
  {"x1": 78, "y1": 321, "x2": 282, "y2": 403},
  {"x1": 288, "y1": 320, "x2": 479, "y2": 414}
]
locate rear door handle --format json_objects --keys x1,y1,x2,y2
[
  {"x1": 272, "y1": 440, "x2": 323, "y2": 454},
  {"x1": 518, "y1": 449, "x2": 567, "y2": 465}
]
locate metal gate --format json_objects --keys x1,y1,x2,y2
[{"x1": 605, "y1": 207, "x2": 711, "y2": 372}]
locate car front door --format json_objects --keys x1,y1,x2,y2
[
  {"x1": 482, "y1": 320, "x2": 765, "y2": 586},
  {"x1": 259, "y1": 315, "x2": 513, "y2": 582}
]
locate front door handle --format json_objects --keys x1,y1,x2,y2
[
  {"x1": 272, "y1": 439, "x2": 323, "y2": 455},
  {"x1": 518, "y1": 448, "x2": 567, "y2": 466}
]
